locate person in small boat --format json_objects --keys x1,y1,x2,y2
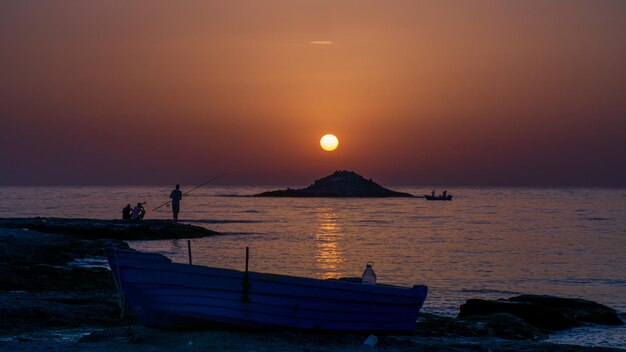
[
  {"x1": 122, "y1": 204, "x2": 132, "y2": 220},
  {"x1": 170, "y1": 184, "x2": 183, "y2": 224},
  {"x1": 431, "y1": 190, "x2": 435, "y2": 197},
  {"x1": 443, "y1": 190, "x2": 447, "y2": 198},
  {"x1": 131, "y1": 202, "x2": 145, "y2": 220}
]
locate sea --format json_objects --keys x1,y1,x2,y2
[{"x1": 0, "y1": 186, "x2": 624, "y2": 348}]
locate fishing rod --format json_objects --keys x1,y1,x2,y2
[{"x1": 152, "y1": 173, "x2": 227, "y2": 211}]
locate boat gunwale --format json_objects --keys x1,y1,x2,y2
[
  {"x1": 114, "y1": 261, "x2": 426, "y2": 301},
  {"x1": 108, "y1": 249, "x2": 424, "y2": 294}
]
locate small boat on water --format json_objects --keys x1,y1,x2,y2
[
  {"x1": 105, "y1": 246, "x2": 428, "y2": 332},
  {"x1": 424, "y1": 195, "x2": 453, "y2": 201}
]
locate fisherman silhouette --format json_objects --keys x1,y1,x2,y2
[{"x1": 170, "y1": 184, "x2": 183, "y2": 224}]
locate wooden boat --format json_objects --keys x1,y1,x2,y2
[
  {"x1": 424, "y1": 195, "x2": 453, "y2": 201},
  {"x1": 105, "y1": 246, "x2": 428, "y2": 332}
]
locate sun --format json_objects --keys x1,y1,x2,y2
[{"x1": 320, "y1": 134, "x2": 339, "y2": 152}]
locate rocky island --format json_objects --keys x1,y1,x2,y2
[{"x1": 254, "y1": 170, "x2": 414, "y2": 197}]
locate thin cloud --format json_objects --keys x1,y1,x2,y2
[{"x1": 309, "y1": 41, "x2": 333, "y2": 45}]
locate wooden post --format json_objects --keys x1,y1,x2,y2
[
  {"x1": 245, "y1": 246, "x2": 249, "y2": 272},
  {"x1": 242, "y1": 246, "x2": 250, "y2": 301},
  {"x1": 188, "y1": 240, "x2": 192, "y2": 265},
  {"x1": 112, "y1": 248, "x2": 126, "y2": 318}
]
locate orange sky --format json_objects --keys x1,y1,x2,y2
[{"x1": 1, "y1": 1, "x2": 625, "y2": 186}]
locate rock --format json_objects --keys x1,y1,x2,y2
[
  {"x1": 414, "y1": 313, "x2": 547, "y2": 341},
  {"x1": 78, "y1": 327, "x2": 143, "y2": 343},
  {"x1": 0, "y1": 231, "x2": 135, "y2": 334},
  {"x1": 0, "y1": 222, "x2": 224, "y2": 336},
  {"x1": 0, "y1": 290, "x2": 131, "y2": 334},
  {"x1": 458, "y1": 295, "x2": 623, "y2": 331},
  {"x1": 461, "y1": 313, "x2": 549, "y2": 340},
  {"x1": 255, "y1": 170, "x2": 414, "y2": 197},
  {"x1": 0, "y1": 218, "x2": 219, "y2": 240}
]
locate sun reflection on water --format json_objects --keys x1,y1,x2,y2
[{"x1": 314, "y1": 208, "x2": 345, "y2": 279}]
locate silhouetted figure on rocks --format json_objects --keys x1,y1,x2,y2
[
  {"x1": 170, "y1": 184, "x2": 183, "y2": 224},
  {"x1": 122, "y1": 204, "x2": 132, "y2": 220},
  {"x1": 131, "y1": 203, "x2": 145, "y2": 220}
]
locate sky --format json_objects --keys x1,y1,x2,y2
[{"x1": 1, "y1": 1, "x2": 625, "y2": 186}]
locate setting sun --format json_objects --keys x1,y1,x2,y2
[{"x1": 320, "y1": 134, "x2": 339, "y2": 152}]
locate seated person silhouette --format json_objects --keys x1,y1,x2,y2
[{"x1": 131, "y1": 203, "x2": 145, "y2": 220}]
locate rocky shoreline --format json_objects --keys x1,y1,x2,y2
[
  {"x1": 0, "y1": 217, "x2": 219, "y2": 240},
  {"x1": 0, "y1": 218, "x2": 623, "y2": 351}
]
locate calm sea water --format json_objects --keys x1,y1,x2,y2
[{"x1": 1, "y1": 186, "x2": 624, "y2": 348}]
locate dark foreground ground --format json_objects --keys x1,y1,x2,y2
[{"x1": 0, "y1": 218, "x2": 623, "y2": 351}]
